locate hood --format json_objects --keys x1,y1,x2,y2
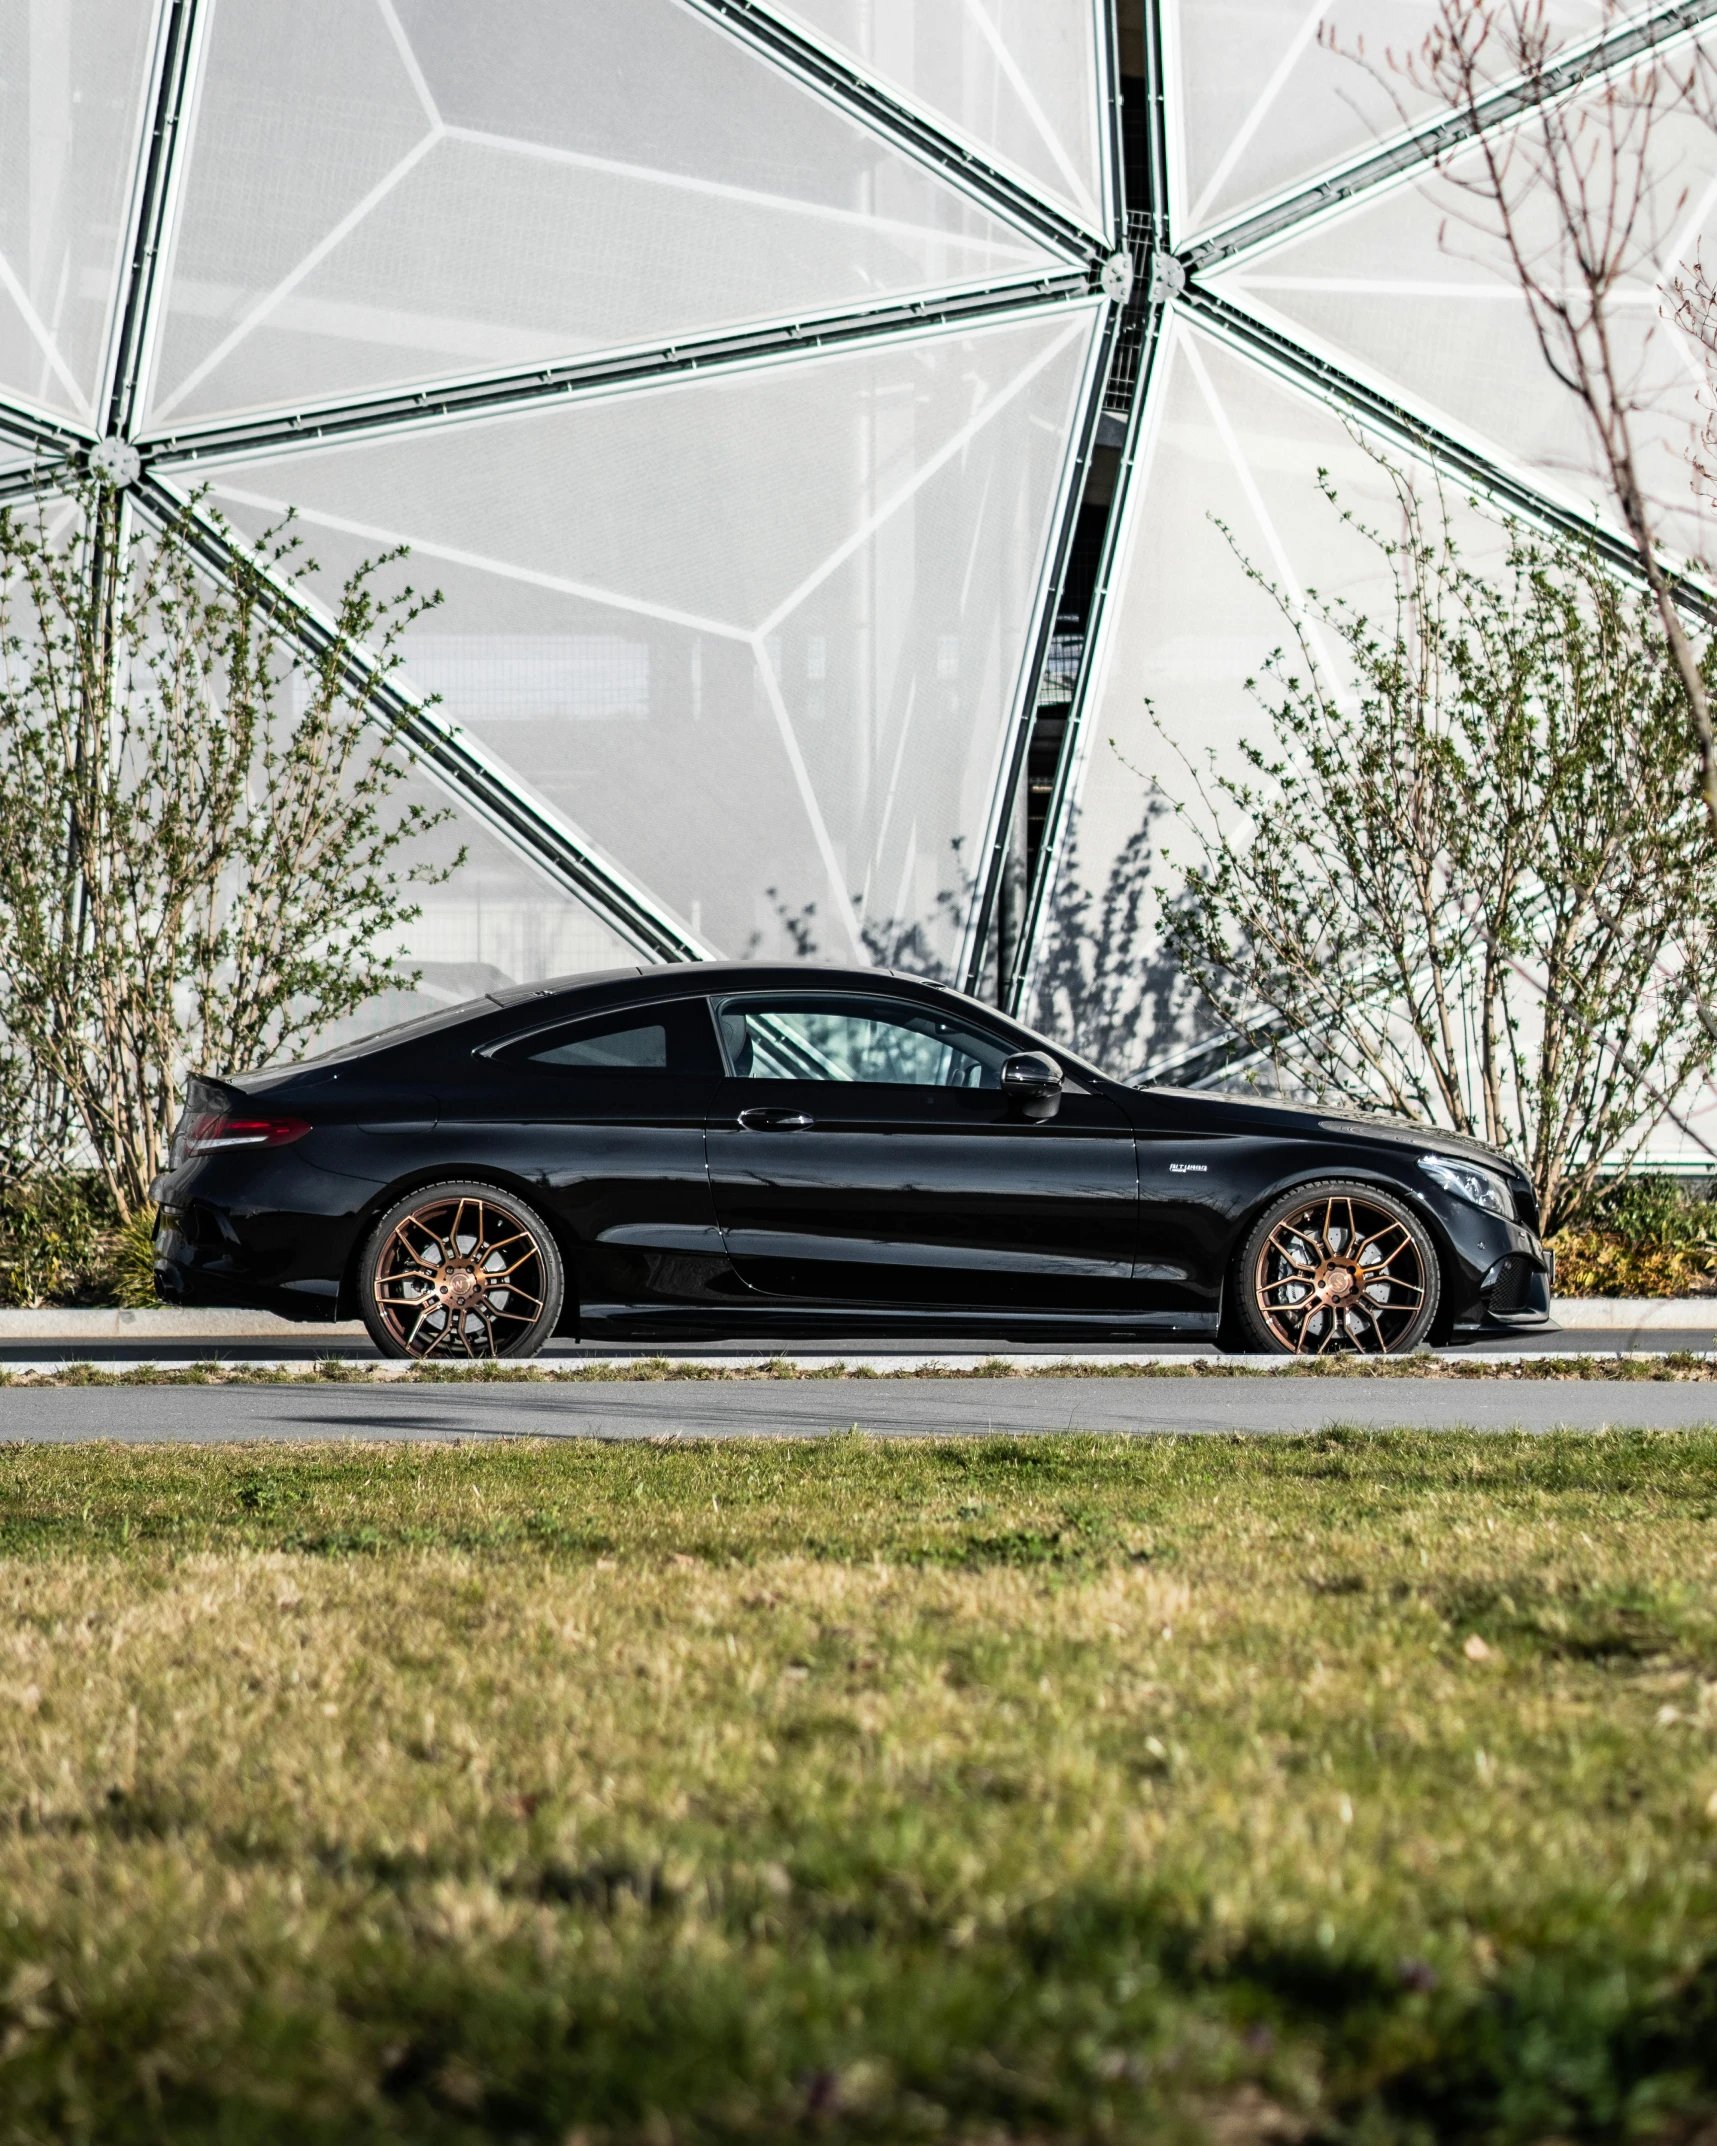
[{"x1": 1132, "y1": 1083, "x2": 1527, "y2": 1179}]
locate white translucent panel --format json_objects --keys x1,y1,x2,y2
[
  {"x1": 305, "y1": 769, "x2": 641, "y2": 1058},
  {"x1": 1173, "y1": 0, "x2": 1625, "y2": 241},
  {"x1": 0, "y1": 0, "x2": 159, "y2": 420},
  {"x1": 143, "y1": 0, "x2": 1057, "y2": 431},
  {"x1": 198, "y1": 305, "x2": 1100, "y2": 968},
  {"x1": 1033, "y1": 323, "x2": 1514, "y2": 1074},
  {"x1": 1212, "y1": 94, "x2": 1717, "y2": 561},
  {"x1": 1637, "y1": 1089, "x2": 1717, "y2": 1171},
  {"x1": 766, "y1": 0, "x2": 1108, "y2": 234}
]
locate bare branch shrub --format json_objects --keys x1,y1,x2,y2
[
  {"x1": 1347, "y1": 0, "x2": 1717, "y2": 833},
  {"x1": 1160, "y1": 466, "x2": 1717, "y2": 1228}
]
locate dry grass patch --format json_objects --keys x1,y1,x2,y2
[
  {"x1": 0, "y1": 1432, "x2": 1710, "y2": 2142},
  {"x1": 10, "y1": 1351, "x2": 1717, "y2": 1388}
]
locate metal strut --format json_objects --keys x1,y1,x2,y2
[
  {"x1": 963, "y1": 296, "x2": 1122, "y2": 1000},
  {"x1": 1006, "y1": 0, "x2": 1177, "y2": 1016},
  {"x1": 103, "y1": 0, "x2": 205, "y2": 442},
  {"x1": 1182, "y1": 284, "x2": 1717, "y2": 615},
  {"x1": 141, "y1": 278, "x2": 1101, "y2": 470}
]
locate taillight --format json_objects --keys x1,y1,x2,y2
[{"x1": 184, "y1": 1113, "x2": 312, "y2": 1156}]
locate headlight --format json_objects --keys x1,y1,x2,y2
[{"x1": 1417, "y1": 1153, "x2": 1514, "y2": 1219}]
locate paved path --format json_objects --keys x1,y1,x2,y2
[{"x1": 3, "y1": 1377, "x2": 1715, "y2": 1442}]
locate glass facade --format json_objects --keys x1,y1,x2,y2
[{"x1": 1, "y1": 0, "x2": 1710, "y2": 1158}]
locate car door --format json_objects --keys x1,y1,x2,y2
[
  {"x1": 704, "y1": 991, "x2": 1139, "y2": 1310},
  {"x1": 434, "y1": 995, "x2": 732, "y2": 1313}
]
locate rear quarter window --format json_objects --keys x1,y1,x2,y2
[{"x1": 491, "y1": 998, "x2": 722, "y2": 1076}]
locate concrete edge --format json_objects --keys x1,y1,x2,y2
[
  {"x1": 1547, "y1": 1298, "x2": 1717, "y2": 1329},
  {"x1": 0, "y1": 1309, "x2": 365, "y2": 1340}
]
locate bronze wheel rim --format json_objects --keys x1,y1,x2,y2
[
  {"x1": 371, "y1": 1193, "x2": 547, "y2": 1358},
  {"x1": 1253, "y1": 1192, "x2": 1426, "y2": 1355}
]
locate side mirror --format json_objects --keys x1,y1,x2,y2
[{"x1": 1001, "y1": 1050, "x2": 1063, "y2": 1120}]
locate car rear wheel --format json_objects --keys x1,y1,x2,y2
[
  {"x1": 359, "y1": 1181, "x2": 564, "y2": 1360},
  {"x1": 1232, "y1": 1179, "x2": 1440, "y2": 1356}
]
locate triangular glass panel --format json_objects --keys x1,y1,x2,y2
[
  {"x1": 763, "y1": 0, "x2": 1108, "y2": 235},
  {"x1": 1174, "y1": 0, "x2": 1631, "y2": 243},
  {"x1": 306, "y1": 767, "x2": 642, "y2": 1053},
  {"x1": 1209, "y1": 92, "x2": 1717, "y2": 562},
  {"x1": 141, "y1": 0, "x2": 1061, "y2": 431},
  {"x1": 182, "y1": 304, "x2": 1101, "y2": 969},
  {"x1": 0, "y1": 0, "x2": 161, "y2": 422}
]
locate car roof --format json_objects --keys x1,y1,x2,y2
[
  {"x1": 248, "y1": 959, "x2": 1111, "y2": 1088},
  {"x1": 487, "y1": 960, "x2": 967, "y2": 1010}
]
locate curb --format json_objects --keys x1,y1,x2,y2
[
  {"x1": 0, "y1": 1308, "x2": 364, "y2": 1341},
  {"x1": 0, "y1": 1300, "x2": 1712, "y2": 1343},
  {"x1": 1546, "y1": 1298, "x2": 1717, "y2": 1330}
]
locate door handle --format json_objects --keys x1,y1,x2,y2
[{"x1": 737, "y1": 1108, "x2": 815, "y2": 1131}]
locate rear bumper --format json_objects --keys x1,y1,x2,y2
[{"x1": 151, "y1": 1156, "x2": 371, "y2": 1321}]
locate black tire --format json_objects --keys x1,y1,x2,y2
[
  {"x1": 358, "y1": 1180, "x2": 564, "y2": 1360},
  {"x1": 1231, "y1": 1179, "x2": 1440, "y2": 1357}
]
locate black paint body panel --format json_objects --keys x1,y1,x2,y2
[{"x1": 149, "y1": 963, "x2": 1552, "y2": 1344}]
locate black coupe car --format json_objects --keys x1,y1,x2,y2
[{"x1": 151, "y1": 962, "x2": 1552, "y2": 1357}]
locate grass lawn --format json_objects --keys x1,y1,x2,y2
[{"x1": 0, "y1": 1432, "x2": 1712, "y2": 2143}]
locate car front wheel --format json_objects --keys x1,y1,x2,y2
[
  {"x1": 359, "y1": 1181, "x2": 565, "y2": 1360},
  {"x1": 1232, "y1": 1179, "x2": 1440, "y2": 1356}
]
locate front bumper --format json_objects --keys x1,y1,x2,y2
[
  {"x1": 1472, "y1": 1249, "x2": 1553, "y2": 1325},
  {"x1": 1414, "y1": 1184, "x2": 1552, "y2": 1329}
]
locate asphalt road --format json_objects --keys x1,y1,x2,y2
[{"x1": 3, "y1": 1377, "x2": 1715, "y2": 1441}]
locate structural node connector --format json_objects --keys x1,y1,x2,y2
[
  {"x1": 1099, "y1": 250, "x2": 1135, "y2": 304},
  {"x1": 1146, "y1": 251, "x2": 1187, "y2": 305},
  {"x1": 88, "y1": 438, "x2": 141, "y2": 489}
]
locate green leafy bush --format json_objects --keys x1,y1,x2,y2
[
  {"x1": 0, "y1": 1174, "x2": 156, "y2": 1308},
  {"x1": 1549, "y1": 1173, "x2": 1717, "y2": 1295}
]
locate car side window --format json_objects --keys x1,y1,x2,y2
[
  {"x1": 532, "y1": 1021, "x2": 666, "y2": 1070},
  {"x1": 714, "y1": 995, "x2": 1015, "y2": 1089},
  {"x1": 495, "y1": 999, "x2": 722, "y2": 1076}
]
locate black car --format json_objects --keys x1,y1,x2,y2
[{"x1": 151, "y1": 962, "x2": 1552, "y2": 1358}]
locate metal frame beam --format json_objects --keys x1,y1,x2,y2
[
  {"x1": 1095, "y1": 0, "x2": 1127, "y2": 247},
  {"x1": 0, "y1": 404, "x2": 93, "y2": 459},
  {"x1": 1183, "y1": 0, "x2": 1717, "y2": 270},
  {"x1": 1004, "y1": 0, "x2": 1173, "y2": 1014},
  {"x1": 102, "y1": 0, "x2": 204, "y2": 442},
  {"x1": 961, "y1": 297, "x2": 1121, "y2": 997},
  {"x1": 1007, "y1": 295, "x2": 1171, "y2": 1018},
  {"x1": 140, "y1": 274, "x2": 1099, "y2": 470},
  {"x1": 0, "y1": 466, "x2": 65, "y2": 507},
  {"x1": 961, "y1": 0, "x2": 1130, "y2": 999}
]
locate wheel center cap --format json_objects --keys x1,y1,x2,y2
[
  {"x1": 1323, "y1": 1263, "x2": 1358, "y2": 1300},
  {"x1": 436, "y1": 1262, "x2": 483, "y2": 1309}
]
